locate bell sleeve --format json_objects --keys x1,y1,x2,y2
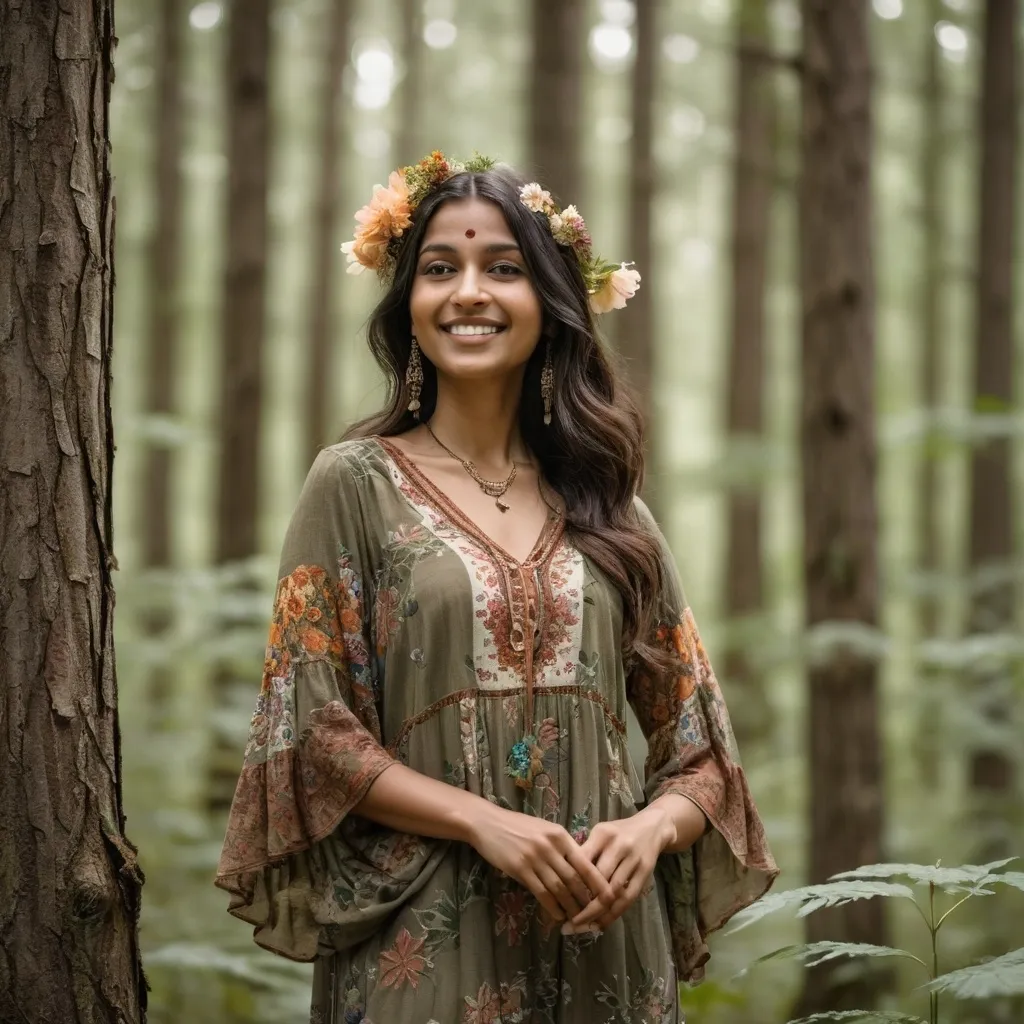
[
  {"x1": 215, "y1": 448, "x2": 447, "y2": 962},
  {"x1": 627, "y1": 500, "x2": 779, "y2": 983}
]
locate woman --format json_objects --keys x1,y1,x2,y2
[{"x1": 216, "y1": 152, "x2": 777, "y2": 1024}]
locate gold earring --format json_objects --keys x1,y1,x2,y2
[
  {"x1": 406, "y1": 338, "x2": 423, "y2": 419},
  {"x1": 541, "y1": 341, "x2": 554, "y2": 426}
]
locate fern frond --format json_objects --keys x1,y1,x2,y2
[
  {"x1": 728, "y1": 881, "x2": 915, "y2": 933},
  {"x1": 831, "y1": 858, "x2": 1016, "y2": 894},
  {"x1": 749, "y1": 941, "x2": 926, "y2": 972},
  {"x1": 927, "y1": 947, "x2": 1024, "y2": 998},
  {"x1": 786, "y1": 1012, "x2": 928, "y2": 1024}
]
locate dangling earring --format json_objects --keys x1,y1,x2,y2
[
  {"x1": 406, "y1": 337, "x2": 423, "y2": 419},
  {"x1": 541, "y1": 340, "x2": 554, "y2": 426}
]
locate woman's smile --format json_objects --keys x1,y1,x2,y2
[{"x1": 440, "y1": 317, "x2": 508, "y2": 339}]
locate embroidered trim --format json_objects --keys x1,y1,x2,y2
[{"x1": 386, "y1": 685, "x2": 626, "y2": 755}]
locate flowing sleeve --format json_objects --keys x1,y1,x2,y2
[
  {"x1": 215, "y1": 448, "x2": 447, "y2": 961},
  {"x1": 627, "y1": 499, "x2": 779, "y2": 983}
]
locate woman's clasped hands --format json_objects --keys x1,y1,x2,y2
[{"x1": 468, "y1": 801, "x2": 679, "y2": 937}]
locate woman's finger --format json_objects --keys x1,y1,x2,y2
[
  {"x1": 536, "y1": 863, "x2": 583, "y2": 919},
  {"x1": 520, "y1": 869, "x2": 566, "y2": 924},
  {"x1": 594, "y1": 872, "x2": 646, "y2": 930},
  {"x1": 572, "y1": 855, "x2": 642, "y2": 926},
  {"x1": 559, "y1": 841, "x2": 617, "y2": 907},
  {"x1": 548, "y1": 852, "x2": 595, "y2": 910}
]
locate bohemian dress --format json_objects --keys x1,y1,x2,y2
[{"x1": 215, "y1": 437, "x2": 778, "y2": 1024}]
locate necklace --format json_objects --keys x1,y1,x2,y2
[{"x1": 425, "y1": 422, "x2": 517, "y2": 512}]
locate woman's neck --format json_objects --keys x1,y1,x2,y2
[{"x1": 427, "y1": 375, "x2": 530, "y2": 468}]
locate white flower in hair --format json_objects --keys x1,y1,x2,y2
[
  {"x1": 589, "y1": 263, "x2": 642, "y2": 314},
  {"x1": 519, "y1": 182, "x2": 553, "y2": 214}
]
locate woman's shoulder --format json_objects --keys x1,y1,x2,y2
[
  {"x1": 314, "y1": 436, "x2": 390, "y2": 474},
  {"x1": 301, "y1": 437, "x2": 391, "y2": 499}
]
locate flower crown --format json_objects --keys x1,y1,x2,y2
[{"x1": 341, "y1": 150, "x2": 641, "y2": 314}]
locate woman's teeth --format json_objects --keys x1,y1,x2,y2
[{"x1": 445, "y1": 324, "x2": 503, "y2": 336}]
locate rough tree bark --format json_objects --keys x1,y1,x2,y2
[
  {"x1": 0, "y1": 2, "x2": 146, "y2": 1020},
  {"x1": 208, "y1": 0, "x2": 272, "y2": 813},
  {"x1": 722, "y1": 0, "x2": 776, "y2": 746},
  {"x1": 305, "y1": 0, "x2": 352, "y2": 461},
  {"x1": 793, "y1": 0, "x2": 889, "y2": 1014},
  {"x1": 620, "y1": 0, "x2": 657, "y2": 511},
  {"x1": 395, "y1": 0, "x2": 421, "y2": 166},
  {"x1": 528, "y1": 0, "x2": 584, "y2": 204},
  {"x1": 967, "y1": 0, "x2": 1017, "y2": 850},
  {"x1": 142, "y1": 0, "x2": 185, "y2": 718}
]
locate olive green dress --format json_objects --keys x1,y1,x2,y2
[{"x1": 216, "y1": 438, "x2": 777, "y2": 1024}]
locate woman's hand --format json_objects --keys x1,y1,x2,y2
[
  {"x1": 468, "y1": 804, "x2": 617, "y2": 925},
  {"x1": 563, "y1": 804, "x2": 678, "y2": 933}
]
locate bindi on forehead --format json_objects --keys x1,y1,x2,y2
[{"x1": 465, "y1": 229, "x2": 476, "y2": 238}]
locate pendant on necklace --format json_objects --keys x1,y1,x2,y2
[{"x1": 496, "y1": 498, "x2": 510, "y2": 513}]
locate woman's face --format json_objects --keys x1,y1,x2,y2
[{"x1": 409, "y1": 197, "x2": 543, "y2": 385}]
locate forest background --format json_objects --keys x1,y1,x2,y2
[{"x1": 11, "y1": 0, "x2": 1023, "y2": 1021}]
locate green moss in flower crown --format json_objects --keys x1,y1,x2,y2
[
  {"x1": 581, "y1": 255, "x2": 620, "y2": 294},
  {"x1": 463, "y1": 152, "x2": 497, "y2": 173},
  {"x1": 403, "y1": 150, "x2": 457, "y2": 208}
]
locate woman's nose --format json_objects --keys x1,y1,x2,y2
[{"x1": 452, "y1": 267, "x2": 488, "y2": 307}]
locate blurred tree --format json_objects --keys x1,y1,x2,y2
[
  {"x1": 142, "y1": 0, "x2": 185, "y2": 720},
  {"x1": 528, "y1": 0, "x2": 584, "y2": 203},
  {"x1": 621, "y1": 0, "x2": 657, "y2": 510},
  {"x1": 793, "y1": 0, "x2": 889, "y2": 1015},
  {"x1": 395, "y1": 0, "x2": 422, "y2": 165},
  {"x1": 208, "y1": 0, "x2": 273, "y2": 813},
  {"x1": 0, "y1": 1, "x2": 146, "y2": 1019},
  {"x1": 913, "y1": 0, "x2": 946, "y2": 792},
  {"x1": 967, "y1": 0, "x2": 1018, "y2": 855},
  {"x1": 721, "y1": 0, "x2": 776, "y2": 747},
  {"x1": 305, "y1": 0, "x2": 352, "y2": 460}
]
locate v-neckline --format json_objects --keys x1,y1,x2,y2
[{"x1": 371, "y1": 435, "x2": 565, "y2": 569}]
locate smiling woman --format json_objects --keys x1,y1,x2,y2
[{"x1": 215, "y1": 152, "x2": 777, "y2": 1024}]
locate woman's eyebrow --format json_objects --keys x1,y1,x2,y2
[{"x1": 418, "y1": 241, "x2": 521, "y2": 255}]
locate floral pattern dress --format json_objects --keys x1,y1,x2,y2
[{"x1": 216, "y1": 438, "x2": 778, "y2": 1024}]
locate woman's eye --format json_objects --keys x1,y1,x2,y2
[
  {"x1": 490, "y1": 262, "x2": 522, "y2": 276},
  {"x1": 422, "y1": 263, "x2": 454, "y2": 276}
]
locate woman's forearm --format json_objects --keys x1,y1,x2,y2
[
  {"x1": 644, "y1": 792, "x2": 708, "y2": 854},
  {"x1": 353, "y1": 762, "x2": 502, "y2": 845}
]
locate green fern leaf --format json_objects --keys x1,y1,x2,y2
[
  {"x1": 831, "y1": 858, "x2": 1016, "y2": 893},
  {"x1": 750, "y1": 941, "x2": 925, "y2": 972},
  {"x1": 786, "y1": 1012, "x2": 928, "y2": 1024},
  {"x1": 728, "y1": 881, "x2": 915, "y2": 933},
  {"x1": 978, "y1": 870, "x2": 1024, "y2": 893},
  {"x1": 927, "y1": 947, "x2": 1024, "y2": 998}
]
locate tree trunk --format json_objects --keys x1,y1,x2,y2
[
  {"x1": 305, "y1": 0, "x2": 352, "y2": 461},
  {"x1": 794, "y1": 0, "x2": 888, "y2": 1014},
  {"x1": 395, "y1": 0, "x2": 421, "y2": 166},
  {"x1": 912, "y1": 0, "x2": 945, "y2": 791},
  {"x1": 620, "y1": 0, "x2": 657, "y2": 511},
  {"x1": 967, "y1": 0, "x2": 1017, "y2": 851},
  {"x1": 208, "y1": 0, "x2": 272, "y2": 813},
  {"x1": 528, "y1": 0, "x2": 585, "y2": 204},
  {"x1": 142, "y1": 0, "x2": 185, "y2": 720},
  {"x1": 722, "y1": 0, "x2": 776, "y2": 746},
  {"x1": 0, "y1": 3, "x2": 146, "y2": 1020}
]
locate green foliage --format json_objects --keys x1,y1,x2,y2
[
  {"x1": 749, "y1": 941, "x2": 926, "y2": 971},
  {"x1": 785, "y1": 1013, "x2": 928, "y2": 1024},
  {"x1": 738, "y1": 860, "x2": 1023, "y2": 1024},
  {"x1": 927, "y1": 948, "x2": 1024, "y2": 999},
  {"x1": 830, "y1": 859, "x2": 1020, "y2": 896},
  {"x1": 728, "y1": 881, "x2": 916, "y2": 933}
]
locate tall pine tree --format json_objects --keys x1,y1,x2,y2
[{"x1": 793, "y1": 0, "x2": 889, "y2": 1013}]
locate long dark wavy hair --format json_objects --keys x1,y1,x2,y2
[{"x1": 346, "y1": 167, "x2": 674, "y2": 677}]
